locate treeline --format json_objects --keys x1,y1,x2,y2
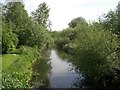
[
  {"x1": 1, "y1": 1, "x2": 120, "y2": 88},
  {"x1": 2, "y1": 2, "x2": 53, "y2": 54},
  {"x1": 52, "y1": 3, "x2": 120, "y2": 87},
  {"x1": 1, "y1": 2, "x2": 53, "y2": 88}
]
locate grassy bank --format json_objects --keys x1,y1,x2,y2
[
  {"x1": 2, "y1": 46, "x2": 38, "y2": 88},
  {"x1": 2, "y1": 54, "x2": 20, "y2": 71}
]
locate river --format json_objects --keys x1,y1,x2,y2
[
  {"x1": 32, "y1": 48, "x2": 120, "y2": 88},
  {"x1": 32, "y1": 49, "x2": 84, "y2": 88},
  {"x1": 49, "y1": 49, "x2": 83, "y2": 88}
]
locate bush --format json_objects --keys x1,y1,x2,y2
[
  {"x1": 2, "y1": 21, "x2": 18, "y2": 54},
  {"x1": 69, "y1": 29, "x2": 120, "y2": 86}
]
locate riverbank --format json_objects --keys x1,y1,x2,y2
[
  {"x1": 54, "y1": 29, "x2": 120, "y2": 87},
  {"x1": 2, "y1": 46, "x2": 38, "y2": 88}
]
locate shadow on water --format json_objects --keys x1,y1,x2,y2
[
  {"x1": 54, "y1": 49, "x2": 86, "y2": 88},
  {"x1": 49, "y1": 49, "x2": 84, "y2": 88},
  {"x1": 31, "y1": 50, "x2": 52, "y2": 88}
]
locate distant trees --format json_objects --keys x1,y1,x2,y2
[{"x1": 68, "y1": 17, "x2": 88, "y2": 30}]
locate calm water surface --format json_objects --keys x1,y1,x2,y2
[
  {"x1": 32, "y1": 49, "x2": 83, "y2": 88},
  {"x1": 49, "y1": 49, "x2": 83, "y2": 88}
]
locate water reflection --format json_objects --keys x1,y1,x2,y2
[
  {"x1": 54, "y1": 49, "x2": 87, "y2": 88},
  {"x1": 31, "y1": 49, "x2": 84, "y2": 88},
  {"x1": 31, "y1": 50, "x2": 51, "y2": 88},
  {"x1": 49, "y1": 49, "x2": 82, "y2": 88}
]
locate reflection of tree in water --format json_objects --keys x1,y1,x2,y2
[
  {"x1": 55, "y1": 48, "x2": 86, "y2": 88},
  {"x1": 55, "y1": 48, "x2": 100, "y2": 88},
  {"x1": 69, "y1": 54, "x2": 120, "y2": 88},
  {"x1": 56, "y1": 49, "x2": 68, "y2": 60},
  {"x1": 55, "y1": 48, "x2": 72, "y2": 62},
  {"x1": 71, "y1": 73, "x2": 85, "y2": 88},
  {"x1": 31, "y1": 50, "x2": 52, "y2": 88}
]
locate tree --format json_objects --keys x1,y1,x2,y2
[
  {"x1": 27, "y1": 25, "x2": 53, "y2": 48},
  {"x1": 117, "y1": 1, "x2": 120, "y2": 35},
  {"x1": 31, "y1": 2, "x2": 51, "y2": 29},
  {"x1": 102, "y1": 10, "x2": 118, "y2": 34},
  {"x1": 100, "y1": 2, "x2": 120, "y2": 36},
  {"x1": 5, "y1": 2, "x2": 33, "y2": 45},
  {"x1": 2, "y1": 21, "x2": 18, "y2": 54},
  {"x1": 68, "y1": 29, "x2": 120, "y2": 86},
  {"x1": 68, "y1": 17, "x2": 88, "y2": 30}
]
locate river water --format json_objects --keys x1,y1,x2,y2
[
  {"x1": 32, "y1": 49, "x2": 84, "y2": 88},
  {"x1": 49, "y1": 50, "x2": 83, "y2": 88}
]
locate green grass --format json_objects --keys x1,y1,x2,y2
[
  {"x1": 2, "y1": 54, "x2": 19, "y2": 71},
  {"x1": 2, "y1": 47, "x2": 38, "y2": 88}
]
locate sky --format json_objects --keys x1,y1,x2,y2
[{"x1": 1, "y1": 0, "x2": 120, "y2": 31}]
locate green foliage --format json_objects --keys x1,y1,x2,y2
[
  {"x1": 102, "y1": 10, "x2": 119, "y2": 34},
  {"x1": 27, "y1": 25, "x2": 53, "y2": 48},
  {"x1": 2, "y1": 1, "x2": 53, "y2": 50},
  {"x1": 5, "y1": 2, "x2": 34, "y2": 45},
  {"x1": 2, "y1": 46, "x2": 37, "y2": 88},
  {"x1": 55, "y1": 12, "x2": 120, "y2": 86},
  {"x1": 89, "y1": 21, "x2": 104, "y2": 31},
  {"x1": 68, "y1": 17, "x2": 88, "y2": 30},
  {"x1": 2, "y1": 21, "x2": 18, "y2": 54},
  {"x1": 31, "y1": 2, "x2": 51, "y2": 28},
  {"x1": 67, "y1": 29, "x2": 120, "y2": 86},
  {"x1": 55, "y1": 28, "x2": 79, "y2": 49},
  {"x1": 31, "y1": 50, "x2": 51, "y2": 87},
  {"x1": 100, "y1": 3, "x2": 120, "y2": 36},
  {"x1": 55, "y1": 17, "x2": 89, "y2": 50},
  {"x1": 2, "y1": 54, "x2": 19, "y2": 71},
  {"x1": 2, "y1": 0, "x2": 120, "y2": 88},
  {"x1": 117, "y1": 3, "x2": 120, "y2": 35}
]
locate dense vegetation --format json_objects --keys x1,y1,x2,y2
[
  {"x1": 1, "y1": 1, "x2": 120, "y2": 89},
  {"x1": 1, "y1": 2, "x2": 53, "y2": 88},
  {"x1": 53, "y1": 3, "x2": 120, "y2": 87},
  {"x1": 2, "y1": 46, "x2": 37, "y2": 88}
]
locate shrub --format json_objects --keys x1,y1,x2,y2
[
  {"x1": 2, "y1": 21, "x2": 18, "y2": 54},
  {"x1": 69, "y1": 29, "x2": 120, "y2": 86}
]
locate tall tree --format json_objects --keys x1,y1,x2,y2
[
  {"x1": 31, "y1": 2, "x2": 51, "y2": 29},
  {"x1": 2, "y1": 20, "x2": 18, "y2": 54},
  {"x1": 5, "y1": 2, "x2": 34, "y2": 45}
]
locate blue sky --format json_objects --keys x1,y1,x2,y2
[{"x1": 1, "y1": 0, "x2": 120, "y2": 31}]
